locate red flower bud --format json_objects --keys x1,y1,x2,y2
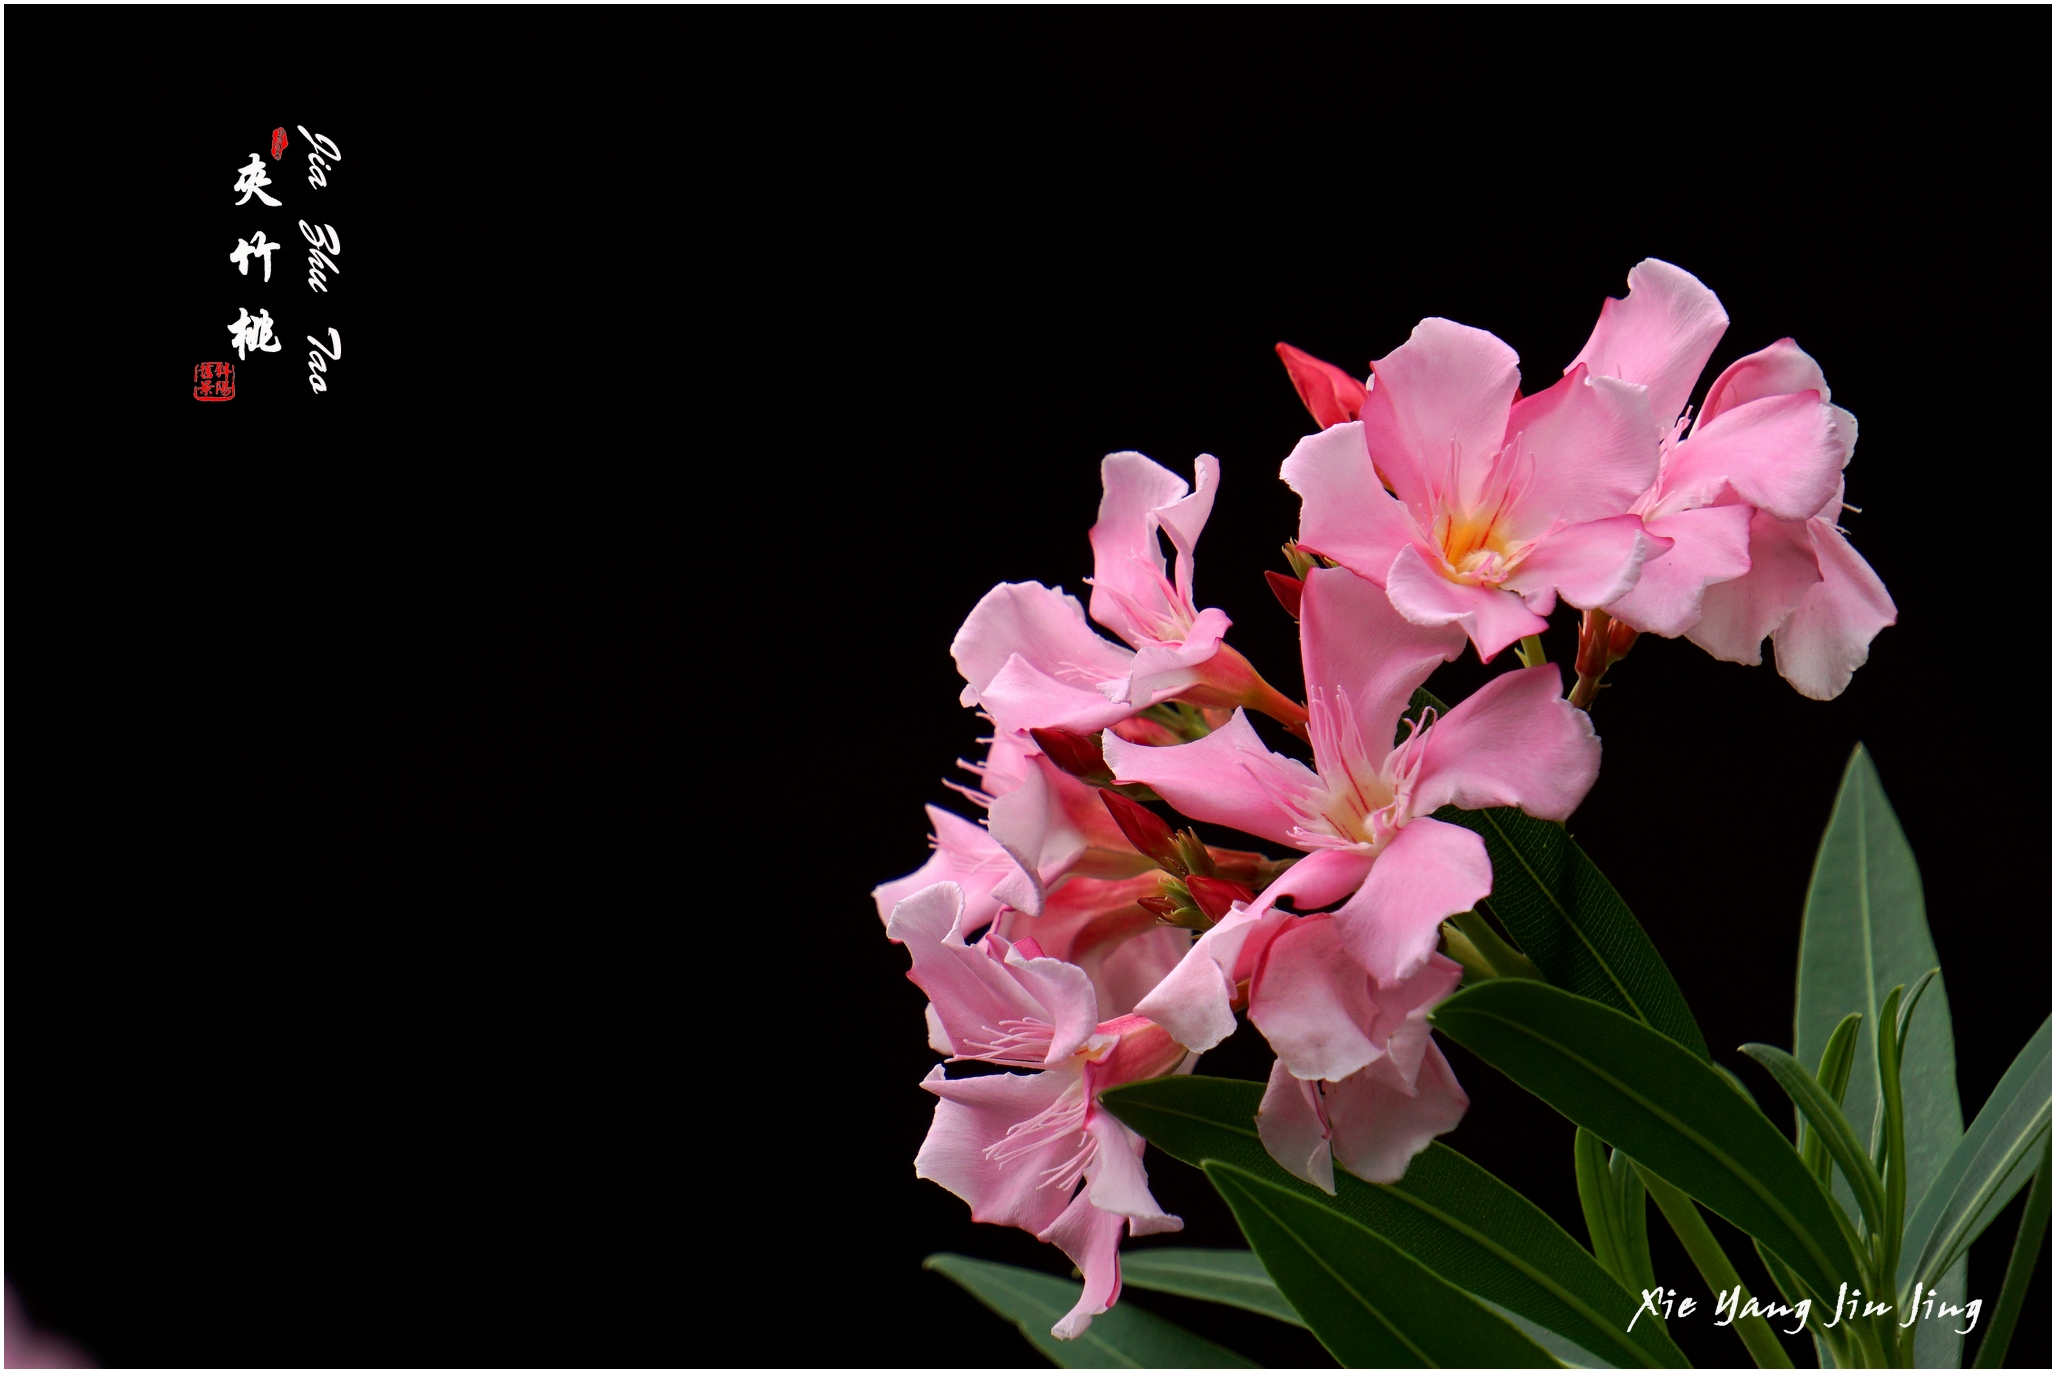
[
  {"x1": 1029, "y1": 727, "x2": 1113, "y2": 784},
  {"x1": 1264, "y1": 570, "x2": 1305, "y2": 620},
  {"x1": 1185, "y1": 875, "x2": 1256, "y2": 923},
  {"x1": 1100, "y1": 789, "x2": 1186, "y2": 875},
  {"x1": 1275, "y1": 342, "x2": 1368, "y2": 429}
]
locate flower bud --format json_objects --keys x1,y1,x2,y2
[
  {"x1": 1265, "y1": 570, "x2": 1305, "y2": 620},
  {"x1": 1029, "y1": 727, "x2": 1114, "y2": 785},
  {"x1": 1185, "y1": 875, "x2": 1255, "y2": 924},
  {"x1": 1100, "y1": 790, "x2": 1186, "y2": 875}
]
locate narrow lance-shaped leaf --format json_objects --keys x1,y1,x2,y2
[
  {"x1": 1430, "y1": 978, "x2": 1866, "y2": 1302},
  {"x1": 1610, "y1": 1148, "x2": 1656, "y2": 1301},
  {"x1": 1796, "y1": 748, "x2": 1967, "y2": 1372},
  {"x1": 1116, "y1": 1249, "x2": 1304, "y2": 1327},
  {"x1": 1201, "y1": 1160, "x2": 1558, "y2": 1368},
  {"x1": 922, "y1": 1253, "x2": 1257, "y2": 1369},
  {"x1": 1406, "y1": 688, "x2": 1707, "y2": 1059},
  {"x1": 1899, "y1": 1015, "x2": 2054, "y2": 1295},
  {"x1": 1100, "y1": 1075, "x2": 1688, "y2": 1368},
  {"x1": 1794, "y1": 748, "x2": 1962, "y2": 1235},
  {"x1": 1741, "y1": 1042, "x2": 1886, "y2": 1237},
  {"x1": 1801, "y1": 1013, "x2": 1863, "y2": 1188},
  {"x1": 1970, "y1": 1142, "x2": 2051, "y2": 1370},
  {"x1": 1575, "y1": 1127, "x2": 1627, "y2": 1285}
]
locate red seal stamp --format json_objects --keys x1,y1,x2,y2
[
  {"x1": 270, "y1": 126, "x2": 288, "y2": 160},
  {"x1": 194, "y1": 361, "x2": 235, "y2": 402}
]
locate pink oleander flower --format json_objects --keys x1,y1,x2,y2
[
  {"x1": 1105, "y1": 566, "x2": 1598, "y2": 985},
  {"x1": 953, "y1": 452, "x2": 1304, "y2": 741},
  {"x1": 1565, "y1": 260, "x2": 1891, "y2": 697},
  {"x1": 873, "y1": 730, "x2": 1192, "y2": 1020},
  {"x1": 1131, "y1": 892, "x2": 1471, "y2": 1190},
  {"x1": 893, "y1": 882, "x2": 1189, "y2": 1339},
  {"x1": 1280, "y1": 319, "x2": 1670, "y2": 661}
]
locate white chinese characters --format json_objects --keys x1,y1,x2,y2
[
  {"x1": 233, "y1": 154, "x2": 282, "y2": 208},
  {"x1": 227, "y1": 307, "x2": 283, "y2": 360},
  {"x1": 230, "y1": 231, "x2": 279, "y2": 282}
]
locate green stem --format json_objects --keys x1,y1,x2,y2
[
  {"x1": 1515, "y1": 633, "x2": 1548, "y2": 668},
  {"x1": 1845, "y1": 1310, "x2": 1892, "y2": 1369},
  {"x1": 1971, "y1": 1143, "x2": 2052, "y2": 1369},
  {"x1": 1637, "y1": 1166, "x2": 1796, "y2": 1368}
]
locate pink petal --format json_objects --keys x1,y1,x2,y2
[
  {"x1": 1257, "y1": 1061, "x2": 1338, "y2": 1194},
  {"x1": 1083, "y1": 1112, "x2": 1183, "y2": 1236},
  {"x1": 1280, "y1": 421, "x2": 1417, "y2": 585},
  {"x1": 978, "y1": 653, "x2": 1136, "y2": 740},
  {"x1": 1132, "y1": 906, "x2": 1285, "y2": 1053},
  {"x1": 987, "y1": 758, "x2": 1087, "y2": 916},
  {"x1": 1661, "y1": 390, "x2": 1851, "y2": 523},
  {"x1": 1121, "y1": 606, "x2": 1233, "y2": 705},
  {"x1": 1498, "y1": 368, "x2": 1662, "y2": 537},
  {"x1": 1335, "y1": 817, "x2": 1492, "y2": 983},
  {"x1": 1770, "y1": 519, "x2": 1896, "y2": 700},
  {"x1": 1568, "y1": 258, "x2": 1728, "y2": 428},
  {"x1": 1603, "y1": 504, "x2": 1755, "y2": 638},
  {"x1": 1248, "y1": 915, "x2": 1382, "y2": 1083},
  {"x1": 889, "y1": 882, "x2": 1102, "y2": 1066},
  {"x1": 917, "y1": 1064, "x2": 1081, "y2": 1236},
  {"x1": 1697, "y1": 337, "x2": 1832, "y2": 426},
  {"x1": 1502, "y1": 514, "x2": 1670, "y2": 614},
  {"x1": 1040, "y1": 1188, "x2": 1129, "y2": 1339},
  {"x1": 1154, "y1": 455, "x2": 1220, "y2": 612},
  {"x1": 1360, "y1": 318, "x2": 1522, "y2": 517},
  {"x1": 1300, "y1": 567, "x2": 1466, "y2": 773},
  {"x1": 872, "y1": 805, "x2": 1014, "y2": 934},
  {"x1": 1277, "y1": 342, "x2": 1369, "y2": 429},
  {"x1": 1408, "y1": 663, "x2": 1599, "y2": 821},
  {"x1": 1242, "y1": 847, "x2": 1378, "y2": 923},
  {"x1": 1088, "y1": 1015, "x2": 1194, "y2": 1089},
  {"x1": 1322, "y1": 1038, "x2": 1470, "y2": 1184},
  {"x1": 1384, "y1": 543, "x2": 1548, "y2": 661},
  {"x1": 1087, "y1": 453, "x2": 1212, "y2": 646},
  {"x1": 953, "y1": 582, "x2": 1134, "y2": 708},
  {"x1": 1688, "y1": 509, "x2": 1822, "y2": 666},
  {"x1": 1101, "y1": 709, "x2": 1321, "y2": 849},
  {"x1": 1364, "y1": 955, "x2": 1464, "y2": 1086},
  {"x1": 1075, "y1": 924, "x2": 1191, "y2": 1022}
]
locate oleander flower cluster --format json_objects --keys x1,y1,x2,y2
[{"x1": 875, "y1": 261, "x2": 1894, "y2": 1339}]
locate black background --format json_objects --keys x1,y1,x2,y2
[{"x1": 7, "y1": 11, "x2": 2049, "y2": 1370}]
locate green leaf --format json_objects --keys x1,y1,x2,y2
[
  {"x1": 1430, "y1": 978, "x2": 1865, "y2": 1302},
  {"x1": 1099, "y1": 1075, "x2": 1688, "y2": 1368},
  {"x1": 1970, "y1": 1141, "x2": 2051, "y2": 1369},
  {"x1": 1898, "y1": 1015, "x2": 2053, "y2": 1295},
  {"x1": 1794, "y1": 748, "x2": 1963, "y2": 1248},
  {"x1": 1575, "y1": 1127, "x2": 1627, "y2": 1284},
  {"x1": 1406, "y1": 689, "x2": 1707, "y2": 1060},
  {"x1": 1483, "y1": 1299, "x2": 1622, "y2": 1368},
  {"x1": 1801, "y1": 1013, "x2": 1864, "y2": 1189},
  {"x1": 1201, "y1": 1161, "x2": 1558, "y2": 1368},
  {"x1": 1117, "y1": 1249, "x2": 1304, "y2": 1327},
  {"x1": 1609, "y1": 1149, "x2": 1656, "y2": 1300},
  {"x1": 922, "y1": 1253, "x2": 1256, "y2": 1368},
  {"x1": 1740, "y1": 1042, "x2": 1887, "y2": 1236}
]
